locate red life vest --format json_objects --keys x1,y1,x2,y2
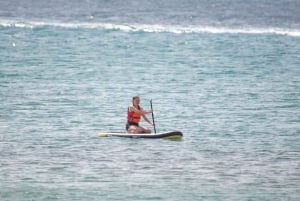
[{"x1": 127, "y1": 106, "x2": 142, "y2": 124}]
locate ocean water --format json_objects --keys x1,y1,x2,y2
[{"x1": 1, "y1": 0, "x2": 300, "y2": 200}]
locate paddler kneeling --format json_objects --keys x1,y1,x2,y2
[{"x1": 126, "y1": 96, "x2": 154, "y2": 134}]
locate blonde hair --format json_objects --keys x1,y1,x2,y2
[
  {"x1": 132, "y1": 96, "x2": 140, "y2": 105},
  {"x1": 132, "y1": 96, "x2": 140, "y2": 101}
]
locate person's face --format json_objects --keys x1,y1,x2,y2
[{"x1": 133, "y1": 98, "x2": 140, "y2": 105}]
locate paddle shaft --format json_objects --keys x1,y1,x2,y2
[{"x1": 150, "y1": 99, "x2": 157, "y2": 134}]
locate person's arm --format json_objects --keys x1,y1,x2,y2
[
  {"x1": 129, "y1": 106, "x2": 153, "y2": 115},
  {"x1": 142, "y1": 114, "x2": 154, "y2": 126}
]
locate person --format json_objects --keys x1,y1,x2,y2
[{"x1": 126, "y1": 96, "x2": 154, "y2": 134}]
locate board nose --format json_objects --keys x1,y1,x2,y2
[{"x1": 98, "y1": 133, "x2": 108, "y2": 137}]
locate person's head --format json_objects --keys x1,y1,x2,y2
[{"x1": 132, "y1": 96, "x2": 140, "y2": 106}]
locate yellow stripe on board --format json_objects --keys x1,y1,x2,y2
[
  {"x1": 162, "y1": 135, "x2": 183, "y2": 140},
  {"x1": 98, "y1": 133, "x2": 108, "y2": 137}
]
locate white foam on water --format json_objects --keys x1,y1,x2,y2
[{"x1": 1, "y1": 19, "x2": 300, "y2": 37}]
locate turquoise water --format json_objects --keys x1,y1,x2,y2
[
  {"x1": 1, "y1": 1, "x2": 300, "y2": 200},
  {"x1": 1, "y1": 24, "x2": 299, "y2": 201}
]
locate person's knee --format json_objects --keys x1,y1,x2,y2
[{"x1": 128, "y1": 126, "x2": 137, "y2": 133}]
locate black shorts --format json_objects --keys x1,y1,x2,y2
[{"x1": 126, "y1": 122, "x2": 139, "y2": 130}]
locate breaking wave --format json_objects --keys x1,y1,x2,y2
[{"x1": 1, "y1": 19, "x2": 300, "y2": 37}]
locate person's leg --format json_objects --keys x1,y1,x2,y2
[
  {"x1": 140, "y1": 126, "x2": 151, "y2": 133},
  {"x1": 128, "y1": 125, "x2": 151, "y2": 134},
  {"x1": 127, "y1": 125, "x2": 142, "y2": 134}
]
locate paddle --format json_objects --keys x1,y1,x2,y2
[{"x1": 150, "y1": 99, "x2": 157, "y2": 134}]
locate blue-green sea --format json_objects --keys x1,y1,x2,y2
[{"x1": 1, "y1": 0, "x2": 300, "y2": 200}]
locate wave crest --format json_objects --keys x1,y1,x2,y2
[{"x1": 1, "y1": 19, "x2": 299, "y2": 37}]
